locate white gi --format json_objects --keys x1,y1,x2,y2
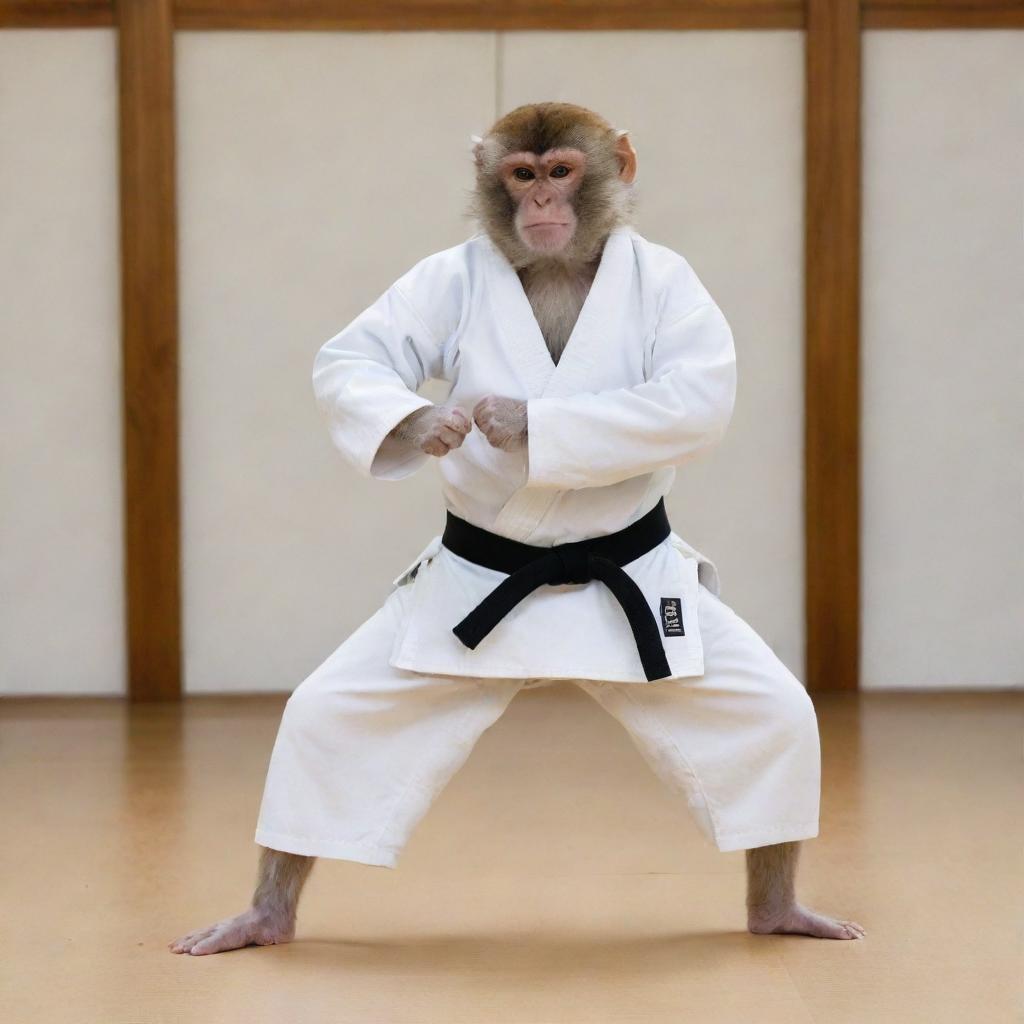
[{"x1": 255, "y1": 225, "x2": 820, "y2": 866}]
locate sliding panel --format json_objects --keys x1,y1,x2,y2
[
  {"x1": 0, "y1": 30, "x2": 124, "y2": 695},
  {"x1": 178, "y1": 31, "x2": 496, "y2": 691},
  {"x1": 862, "y1": 31, "x2": 1024, "y2": 689}
]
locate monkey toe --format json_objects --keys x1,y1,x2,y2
[
  {"x1": 748, "y1": 904, "x2": 865, "y2": 940},
  {"x1": 189, "y1": 929, "x2": 245, "y2": 956},
  {"x1": 169, "y1": 931, "x2": 189, "y2": 951},
  {"x1": 172, "y1": 911, "x2": 295, "y2": 955},
  {"x1": 169, "y1": 925, "x2": 216, "y2": 954},
  {"x1": 170, "y1": 918, "x2": 243, "y2": 955}
]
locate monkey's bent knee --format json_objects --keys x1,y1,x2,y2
[
  {"x1": 770, "y1": 677, "x2": 819, "y2": 742},
  {"x1": 280, "y1": 675, "x2": 344, "y2": 736}
]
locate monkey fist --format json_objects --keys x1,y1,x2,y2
[
  {"x1": 390, "y1": 405, "x2": 471, "y2": 457},
  {"x1": 472, "y1": 395, "x2": 528, "y2": 452}
]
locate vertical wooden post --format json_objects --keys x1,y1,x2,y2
[
  {"x1": 804, "y1": 0, "x2": 862, "y2": 690},
  {"x1": 116, "y1": 0, "x2": 182, "y2": 700}
]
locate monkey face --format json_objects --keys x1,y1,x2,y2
[
  {"x1": 497, "y1": 148, "x2": 588, "y2": 256},
  {"x1": 472, "y1": 103, "x2": 638, "y2": 269}
]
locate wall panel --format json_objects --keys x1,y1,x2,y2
[
  {"x1": 502, "y1": 32, "x2": 807, "y2": 676},
  {"x1": 862, "y1": 32, "x2": 1024, "y2": 689},
  {"x1": 0, "y1": 30, "x2": 124, "y2": 695},
  {"x1": 177, "y1": 32, "x2": 496, "y2": 692}
]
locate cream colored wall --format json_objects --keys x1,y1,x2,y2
[
  {"x1": 177, "y1": 33, "x2": 497, "y2": 692},
  {"x1": 176, "y1": 31, "x2": 805, "y2": 693},
  {"x1": 862, "y1": 32, "x2": 1024, "y2": 689},
  {"x1": 0, "y1": 31, "x2": 125, "y2": 695}
]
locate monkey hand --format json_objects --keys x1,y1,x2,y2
[
  {"x1": 472, "y1": 395, "x2": 528, "y2": 452},
  {"x1": 389, "y1": 404, "x2": 471, "y2": 457}
]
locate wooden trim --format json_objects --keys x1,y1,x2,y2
[
  {"x1": 804, "y1": 0, "x2": 861, "y2": 691},
  {"x1": 4, "y1": 0, "x2": 1024, "y2": 29},
  {"x1": 117, "y1": 0, "x2": 182, "y2": 701},
  {"x1": 172, "y1": 0, "x2": 804, "y2": 30},
  {"x1": 0, "y1": 0, "x2": 112, "y2": 26},
  {"x1": 863, "y1": 1, "x2": 1024, "y2": 28}
]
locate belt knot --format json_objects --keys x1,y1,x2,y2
[{"x1": 550, "y1": 546, "x2": 593, "y2": 586}]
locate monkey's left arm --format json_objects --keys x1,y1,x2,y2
[{"x1": 525, "y1": 302, "x2": 736, "y2": 490}]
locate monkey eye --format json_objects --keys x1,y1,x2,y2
[
  {"x1": 513, "y1": 167, "x2": 535, "y2": 182},
  {"x1": 550, "y1": 165, "x2": 572, "y2": 178}
]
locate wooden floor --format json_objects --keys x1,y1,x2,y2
[{"x1": 2, "y1": 688, "x2": 1020, "y2": 1023}]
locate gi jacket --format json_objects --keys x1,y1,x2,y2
[{"x1": 312, "y1": 225, "x2": 737, "y2": 683}]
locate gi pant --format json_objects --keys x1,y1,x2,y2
[{"x1": 255, "y1": 583, "x2": 821, "y2": 867}]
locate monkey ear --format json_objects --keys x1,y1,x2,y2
[
  {"x1": 469, "y1": 134, "x2": 485, "y2": 168},
  {"x1": 614, "y1": 130, "x2": 638, "y2": 184}
]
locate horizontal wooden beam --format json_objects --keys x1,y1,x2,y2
[
  {"x1": 4, "y1": 0, "x2": 1023, "y2": 28},
  {"x1": 0, "y1": 0, "x2": 112, "y2": 26},
  {"x1": 173, "y1": 0, "x2": 803, "y2": 30},
  {"x1": 862, "y1": 1, "x2": 1024, "y2": 27}
]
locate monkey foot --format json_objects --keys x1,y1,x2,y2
[
  {"x1": 169, "y1": 908, "x2": 295, "y2": 955},
  {"x1": 748, "y1": 903, "x2": 865, "y2": 940}
]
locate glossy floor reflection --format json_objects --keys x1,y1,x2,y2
[{"x1": 2, "y1": 688, "x2": 1020, "y2": 1023}]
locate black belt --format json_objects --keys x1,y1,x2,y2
[{"x1": 444, "y1": 499, "x2": 673, "y2": 681}]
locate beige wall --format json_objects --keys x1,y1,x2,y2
[
  {"x1": 0, "y1": 31, "x2": 125, "y2": 695},
  {"x1": 176, "y1": 30, "x2": 805, "y2": 692},
  {"x1": 177, "y1": 32, "x2": 497, "y2": 692},
  {"x1": 862, "y1": 31, "x2": 1024, "y2": 690}
]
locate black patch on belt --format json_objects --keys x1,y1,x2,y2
[{"x1": 660, "y1": 597, "x2": 685, "y2": 637}]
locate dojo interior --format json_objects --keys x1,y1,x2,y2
[{"x1": 2, "y1": 4, "x2": 1021, "y2": 1023}]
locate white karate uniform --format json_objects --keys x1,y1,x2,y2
[{"x1": 255, "y1": 225, "x2": 820, "y2": 864}]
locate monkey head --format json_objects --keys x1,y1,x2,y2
[{"x1": 471, "y1": 102, "x2": 638, "y2": 269}]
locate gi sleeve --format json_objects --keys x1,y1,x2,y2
[
  {"x1": 525, "y1": 301, "x2": 737, "y2": 490},
  {"x1": 312, "y1": 283, "x2": 452, "y2": 480}
]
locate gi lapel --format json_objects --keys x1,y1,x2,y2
[
  {"x1": 485, "y1": 226, "x2": 636, "y2": 542},
  {"x1": 482, "y1": 235, "x2": 558, "y2": 401},
  {"x1": 481, "y1": 225, "x2": 634, "y2": 400},
  {"x1": 541, "y1": 225, "x2": 634, "y2": 400}
]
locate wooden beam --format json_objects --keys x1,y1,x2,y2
[
  {"x1": 117, "y1": 0, "x2": 182, "y2": 701},
  {"x1": 6, "y1": 0, "x2": 1024, "y2": 30},
  {"x1": 863, "y1": 0, "x2": 1024, "y2": 27},
  {"x1": 0, "y1": 0, "x2": 111, "y2": 26},
  {"x1": 804, "y1": 0, "x2": 861, "y2": 691},
  {"x1": 173, "y1": 0, "x2": 804, "y2": 30},
  {"x1": 7, "y1": 0, "x2": 1024, "y2": 29}
]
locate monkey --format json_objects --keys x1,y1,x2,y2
[{"x1": 170, "y1": 102, "x2": 862, "y2": 956}]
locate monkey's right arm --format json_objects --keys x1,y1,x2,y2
[{"x1": 312, "y1": 264, "x2": 463, "y2": 480}]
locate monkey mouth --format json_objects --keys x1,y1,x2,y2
[{"x1": 519, "y1": 220, "x2": 574, "y2": 252}]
